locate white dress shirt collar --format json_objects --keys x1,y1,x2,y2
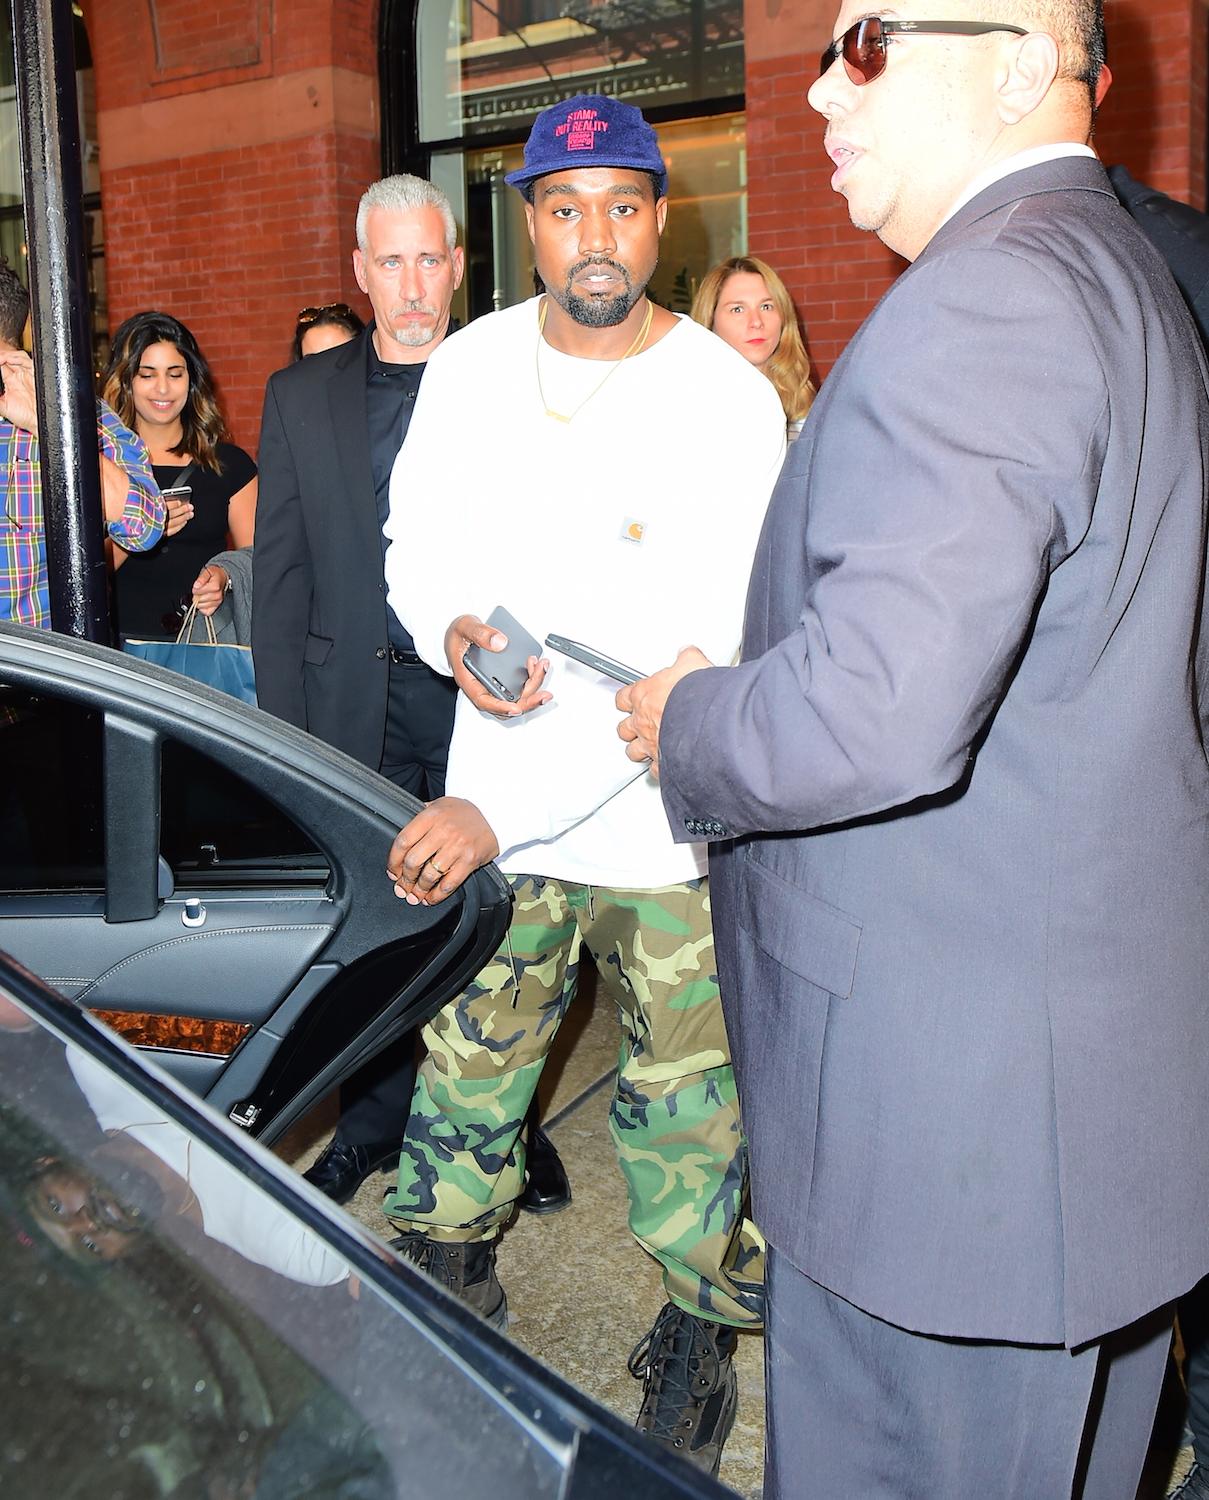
[{"x1": 937, "y1": 143, "x2": 1098, "y2": 235}]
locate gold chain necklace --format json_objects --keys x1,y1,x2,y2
[{"x1": 536, "y1": 296, "x2": 654, "y2": 423}]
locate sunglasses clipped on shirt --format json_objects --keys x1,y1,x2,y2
[{"x1": 820, "y1": 18, "x2": 1028, "y2": 86}]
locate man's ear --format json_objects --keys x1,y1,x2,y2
[
  {"x1": 996, "y1": 31, "x2": 1061, "y2": 125},
  {"x1": 452, "y1": 245, "x2": 466, "y2": 291},
  {"x1": 655, "y1": 196, "x2": 668, "y2": 235},
  {"x1": 352, "y1": 247, "x2": 368, "y2": 295},
  {"x1": 524, "y1": 200, "x2": 536, "y2": 245}
]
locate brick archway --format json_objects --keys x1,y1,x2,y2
[{"x1": 85, "y1": 0, "x2": 381, "y2": 447}]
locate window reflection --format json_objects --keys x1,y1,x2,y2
[
  {"x1": 0, "y1": 989, "x2": 568, "y2": 1497},
  {"x1": 408, "y1": 0, "x2": 747, "y2": 322},
  {"x1": 418, "y1": 0, "x2": 742, "y2": 144}
]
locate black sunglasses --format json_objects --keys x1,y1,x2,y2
[
  {"x1": 297, "y1": 302, "x2": 357, "y2": 326},
  {"x1": 820, "y1": 18, "x2": 1028, "y2": 85}
]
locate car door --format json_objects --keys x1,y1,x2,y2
[
  {"x1": 0, "y1": 955, "x2": 730, "y2": 1500},
  {"x1": 0, "y1": 622, "x2": 511, "y2": 1144}
]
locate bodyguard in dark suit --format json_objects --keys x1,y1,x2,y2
[
  {"x1": 1107, "y1": 141, "x2": 1209, "y2": 1500},
  {"x1": 1109, "y1": 160, "x2": 1209, "y2": 347},
  {"x1": 619, "y1": 4, "x2": 1209, "y2": 1495},
  {"x1": 252, "y1": 175, "x2": 464, "y2": 1201}
]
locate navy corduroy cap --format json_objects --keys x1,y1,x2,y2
[{"x1": 505, "y1": 94, "x2": 668, "y2": 197}]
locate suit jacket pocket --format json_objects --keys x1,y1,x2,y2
[
  {"x1": 738, "y1": 855, "x2": 861, "y2": 1000},
  {"x1": 728, "y1": 858, "x2": 861, "y2": 1248},
  {"x1": 303, "y1": 632, "x2": 334, "y2": 667}
]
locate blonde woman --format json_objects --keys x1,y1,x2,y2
[{"x1": 692, "y1": 255, "x2": 815, "y2": 436}]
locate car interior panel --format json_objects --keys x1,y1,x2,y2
[{"x1": 0, "y1": 623, "x2": 512, "y2": 1142}]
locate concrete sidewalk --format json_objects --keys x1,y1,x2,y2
[
  {"x1": 279, "y1": 960, "x2": 1195, "y2": 1500},
  {"x1": 279, "y1": 959, "x2": 765, "y2": 1497}
]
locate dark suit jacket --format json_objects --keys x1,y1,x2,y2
[
  {"x1": 1109, "y1": 163, "x2": 1209, "y2": 348},
  {"x1": 660, "y1": 157, "x2": 1209, "y2": 1348},
  {"x1": 252, "y1": 328, "x2": 393, "y2": 769}
]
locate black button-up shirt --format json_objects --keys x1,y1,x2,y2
[{"x1": 366, "y1": 332, "x2": 426, "y2": 652}]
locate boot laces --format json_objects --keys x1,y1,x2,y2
[
  {"x1": 392, "y1": 1233, "x2": 461, "y2": 1287},
  {"x1": 628, "y1": 1303, "x2": 727, "y2": 1442}
]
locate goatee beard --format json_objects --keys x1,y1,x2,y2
[{"x1": 550, "y1": 258, "x2": 647, "y2": 327}]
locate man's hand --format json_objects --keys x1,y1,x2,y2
[
  {"x1": 387, "y1": 797, "x2": 500, "y2": 906},
  {"x1": 192, "y1": 564, "x2": 229, "y2": 616},
  {"x1": 0, "y1": 351, "x2": 39, "y2": 438},
  {"x1": 164, "y1": 493, "x2": 194, "y2": 538},
  {"x1": 446, "y1": 613, "x2": 551, "y2": 718},
  {"x1": 617, "y1": 646, "x2": 712, "y2": 778}
]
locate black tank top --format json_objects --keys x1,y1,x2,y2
[{"x1": 115, "y1": 441, "x2": 255, "y2": 639}]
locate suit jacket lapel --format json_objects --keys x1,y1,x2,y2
[
  {"x1": 927, "y1": 155, "x2": 1117, "y2": 257},
  {"x1": 327, "y1": 328, "x2": 383, "y2": 565}
]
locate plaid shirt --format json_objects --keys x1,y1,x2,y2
[{"x1": 0, "y1": 400, "x2": 164, "y2": 628}]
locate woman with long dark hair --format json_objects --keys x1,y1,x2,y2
[{"x1": 102, "y1": 311, "x2": 256, "y2": 638}]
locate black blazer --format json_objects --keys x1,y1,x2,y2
[
  {"x1": 1109, "y1": 163, "x2": 1209, "y2": 348},
  {"x1": 252, "y1": 328, "x2": 393, "y2": 769}
]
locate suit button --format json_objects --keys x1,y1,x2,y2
[
  {"x1": 375, "y1": 647, "x2": 386, "y2": 659},
  {"x1": 711, "y1": 821, "x2": 725, "y2": 836},
  {"x1": 684, "y1": 818, "x2": 698, "y2": 835}
]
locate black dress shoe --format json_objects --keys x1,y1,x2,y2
[
  {"x1": 519, "y1": 1125, "x2": 571, "y2": 1215},
  {"x1": 303, "y1": 1138, "x2": 398, "y2": 1205}
]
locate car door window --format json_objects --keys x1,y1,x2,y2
[
  {"x1": 0, "y1": 685, "x2": 329, "y2": 892},
  {"x1": 0, "y1": 687, "x2": 104, "y2": 890},
  {"x1": 0, "y1": 996, "x2": 570, "y2": 1500},
  {"x1": 161, "y1": 735, "x2": 328, "y2": 886}
]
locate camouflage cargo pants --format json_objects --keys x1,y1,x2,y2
[{"x1": 383, "y1": 874, "x2": 765, "y2": 1328}]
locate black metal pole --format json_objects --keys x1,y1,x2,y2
[{"x1": 12, "y1": 0, "x2": 110, "y2": 642}]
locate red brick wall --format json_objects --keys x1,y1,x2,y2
[
  {"x1": 745, "y1": 0, "x2": 1209, "y2": 380},
  {"x1": 86, "y1": 0, "x2": 380, "y2": 451},
  {"x1": 84, "y1": 0, "x2": 1209, "y2": 420},
  {"x1": 1095, "y1": 0, "x2": 1208, "y2": 209},
  {"x1": 746, "y1": 51, "x2": 906, "y2": 380},
  {"x1": 103, "y1": 134, "x2": 377, "y2": 446}
]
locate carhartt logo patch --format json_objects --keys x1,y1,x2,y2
[
  {"x1": 620, "y1": 517, "x2": 646, "y2": 543},
  {"x1": 556, "y1": 107, "x2": 609, "y2": 153}
]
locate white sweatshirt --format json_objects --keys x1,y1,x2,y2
[{"x1": 384, "y1": 298, "x2": 786, "y2": 889}]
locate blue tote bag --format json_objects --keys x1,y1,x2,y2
[{"x1": 125, "y1": 604, "x2": 256, "y2": 706}]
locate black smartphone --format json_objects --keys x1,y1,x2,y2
[
  {"x1": 545, "y1": 633, "x2": 643, "y2": 686},
  {"x1": 463, "y1": 606, "x2": 545, "y2": 703}
]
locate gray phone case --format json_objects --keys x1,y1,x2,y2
[{"x1": 463, "y1": 606, "x2": 544, "y2": 703}]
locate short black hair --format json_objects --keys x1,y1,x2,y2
[
  {"x1": 0, "y1": 259, "x2": 30, "y2": 349},
  {"x1": 997, "y1": 0, "x2": 1106, "y2": 101}
]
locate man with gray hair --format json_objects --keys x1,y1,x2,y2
[{"x1": 251, "y1": 173, "x2": 466, "y2": 1201}]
